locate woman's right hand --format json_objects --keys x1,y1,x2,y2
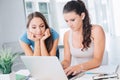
[
  {"x1": 27, "y1": 30, "x2": 40, "y2": 41},
  {"x1": 61, "y1": 60, "x2": 69, "y2": 69}
]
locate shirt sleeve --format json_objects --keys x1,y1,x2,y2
[
  {"x1": 50, "y1": 28, "x2": 59, "y2": 40},
  {"x1": 19, "y1": 32, "x2": 31, "y2": 45}
]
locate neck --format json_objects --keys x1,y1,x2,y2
[{"x1": 72, "y1": 27, "x2": 83, "y2": 35}]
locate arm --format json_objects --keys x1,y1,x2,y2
[
  {"x1": 40, "y1": 38, "x2": 59, "y2": 56},
  {"x1": 61, "y1": 31, "x2": 71, "y2": 69},
  {"x1": 49, "y1": 38, "x2": 59, "y2": 56},
  {"x1": 19, "y1": 40, "x2": 41, "y2": 56},
  {"x1": 19, "y1": 31, "x2": 41, "y2": 56},
  {"x1": 40, "y1": 29, "x2": 59, "y2": 56},
  {"x1": 80, "y1": 25, "x2": 105, "y2": 70},
  {"x1": 19, "y1": 40, "x2": 33, "y2": 56}
]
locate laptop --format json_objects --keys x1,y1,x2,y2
[
  {"x1": 21, "y1": 56, "x2": 68, "y2": 80},
  {"x1": 21, "y1": 56, "x2": 84, "y2": 80}
]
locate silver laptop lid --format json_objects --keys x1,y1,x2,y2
[{"x1": 21, "y1": 56, "x2": 68, "y2": 80}]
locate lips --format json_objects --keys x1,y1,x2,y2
[{"x1": 35, "y1": 34, "x2": 43, "y2": 37}]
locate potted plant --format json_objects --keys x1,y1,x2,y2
[{"x1": 0, "y1": 49, "x2": 19, "y2": 80}]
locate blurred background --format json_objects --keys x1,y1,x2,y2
[{"x1": 0, "y1": 0, "x2": 120, "y2": 65}]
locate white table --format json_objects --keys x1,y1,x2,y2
[
  {"x1": 76, "y1": 65, "x2": 120, "y2": 80},
  {"x1": 15, "y1": 65, "x2": 120, "y2": 80}
]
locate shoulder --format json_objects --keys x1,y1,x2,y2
[
  {"x1": 19, "y1": 31, "x2": 32, "y2": 45},
  {"x1": 64, "y1": 30, "x2": 70, "y2": 40},
  {"x1": 20, "y1": 31, "x2": 27, "y2": 40},
  {"x1": 50, "y1": 28, "x2": 59, "y2": 40},
  {"x1": 91, "y1": 25, "x2": 105, "y2": 35},
  {"x1": 91, "y1": 25, "x2": 105, "y2": 39}
]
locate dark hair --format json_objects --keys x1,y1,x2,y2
[
  {"x1": 27, "y1": 12, "x2": 53, "y2": 52},
  {"x1": 63, "y1": 0, "x2": 92, "y2": 50}
]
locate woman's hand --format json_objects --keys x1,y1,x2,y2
[
  {"x1": 41, "y1": 29, "x2": 51, "y2": 41},
  {"x1": 27, "y1": 30, "x2": 40, "y2": 41},
  {"x1": 61, "y1": 60, "x2": 69, "y2": 69},
  {"x1": 65, "y1": 64, "x2": 83, "y2": 76}
]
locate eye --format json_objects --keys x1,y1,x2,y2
[
  {"x1": 32, "y1": 25, "x2": 36, "y2": 29},
  {"x1": 65, "y1": 20, "x2": 68, "y2": 22},
  {"x1": 40, "y1": 25, "x2": 45, "y2": 28},
  {"x1": 32, "y1": 27, "x2": 36, "y2": 29},
  {"x1": 70, "y1": 19, "x2": 75, "y2": 21}
]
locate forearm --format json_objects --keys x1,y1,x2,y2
[
  {"x1": 79, "y1": 59, "x2": 101, "y2": 71},
  {"x1": 40, "y1": 40, "x2": 49, "y2": 56},
  {"x1": 33, "y1": 40, "x2": 41, "y2": 56},
  {"x1": 62, "y1": 59, "x2": 71, "y2": 69}
]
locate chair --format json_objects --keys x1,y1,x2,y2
[
  {"x1": 2, "y1": 41, "x2": 24, "y2": 54},
  {"x1": 56, "y1": 48, "x2": 59, "y2": 59}
]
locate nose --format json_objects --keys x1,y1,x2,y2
[{"x1": 36, "y1": 27, "x2": 42, "y2": 34}]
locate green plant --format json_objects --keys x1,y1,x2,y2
[{"x1": 0, "y1": 49, "x2": 19, "y2": 74}]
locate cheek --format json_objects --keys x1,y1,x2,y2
[
  {"x1": 76, "y1": 21, "x2": 82, "y2": 27},
  {"x1": 28, "y1": 27, "x2": 36, "y2": 33},
  {"x1": 41, "y1": 28, "x2": 46, "y2": 33}
]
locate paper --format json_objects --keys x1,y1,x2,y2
[
  {"x1": 15, "y1": 69, "x2": 30, "y2": 76},
  {"x1": 15, "y1": 69, "x2": 30, "y2": 80},
  {"x1": 86, "y1": 65, "x2": 119, "y2": 74}
]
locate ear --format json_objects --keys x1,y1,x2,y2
[{"x1": 81, "y1": 12, "x2": 85, "y2": 20}]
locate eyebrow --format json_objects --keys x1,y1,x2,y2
[{"x1": 40, "y1": 23, "x2": 45, "y2": 25}]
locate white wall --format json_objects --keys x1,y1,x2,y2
[
  {"x1": 0, "y1": 0, "x2": 26, "y2": 48},
  {"x1": 0, "y1": 13, "x2": 3, "y2": 49},
  {"x1": 112, "y1": 0, "x2": 120, "y2": 36},
  {"x1": 106, "y1": 35, "x2": 120, "y2": 64}
]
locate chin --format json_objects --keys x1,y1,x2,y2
[
  {"x1": 72, "y1": 29, "x2": 77, "y2": 31},
  {"x1": 35, "y1": 35, "x2": 42, "y2": 38}
]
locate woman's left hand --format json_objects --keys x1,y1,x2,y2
[
  {"x1": 41, "y1": 29, "x2": 51, "y2": 41},
  {"x1": 65, "y1": 64, "x2": 83, "y2": 76}
]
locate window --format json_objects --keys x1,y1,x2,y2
[
  {"x1": 24, "y1": 0, "x2": 51, "y2": 25},
  {"x1": 25, "y1": 1, "x2": 33, "y2": 16}
]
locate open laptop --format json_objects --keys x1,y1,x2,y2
[
  {"x1": 21, "y1": 56, "x2": 68, "y2": 80},
  {"x1": 21, "y1": 56, "x2": 84, "y2": 80}
]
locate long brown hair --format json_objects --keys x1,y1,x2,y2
[
  {"x1": 63, "y1": 0, "x2": 92, "y2": 50},
  {"x1": 27, "y1": 12, "x2": 53, "y2": 52}
]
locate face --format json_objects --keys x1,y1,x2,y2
[
  {"x1": 28, "y1": 17, "x2": 46, "y2": 38},
  {"x1": 64, "y1": 11, "x2": 83, "y2": 31}
]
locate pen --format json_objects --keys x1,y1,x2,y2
[
  {"x1": 85, "y1": 72, "x2": 100, "y2": 74},
  {"x1": 85, "y1": 72, "x2": 108, "y2": 75}
]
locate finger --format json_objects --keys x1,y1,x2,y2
[
  {"x1": 46, "y1": 29, "x2": 50, "y2": 34},
  {"x1": 72, "y1": 71, "x2": 78, "y2": 75},
  {"x1": 65, "y1": 67, "x2": 73, "y2": 76},
  {"x1": 67, "y1": 70, "x2": 73, "y2": 76},
  {"x1": 64, "y1": 67, "x2": 71, "y2": 73},
  {"x1": 48, "y1": 29, "x2": 50, "y2": 34}
]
